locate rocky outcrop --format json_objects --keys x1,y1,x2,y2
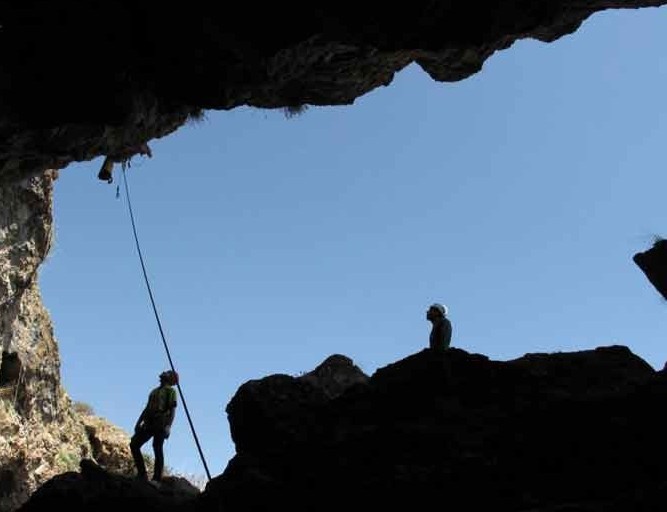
[
  {"x1": 20, "y1": 345, "x2": 667, "y2": 512},
  {"x1": 0, "y1": 173, "x2": 134, "y2": 511},
  {"x1": 2, "y1": 1, "x2": 667, "y2": 183},
  {"x1": 633, "y1": 238, "x2": 667, "y2": 300},
  {"x1": 204, "y1": 346, "x2": 667, "y2": 512},
  {"x1": 18, "y1": 459, "x2": 200, "y2": 512},
  {"x1": 226, "y1": 354, "x2": 369, "y2": 456},
  {"x1": 79, "y1": 414, "x2": 136, "y2": 479}
]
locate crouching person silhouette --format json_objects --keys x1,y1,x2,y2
[{"x1": 130, "y1": 370, "x2": 178, "y2": 482}]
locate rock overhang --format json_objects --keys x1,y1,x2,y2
[{"x1": 2, "y1": 1, "x2": 666, "y2": 184}]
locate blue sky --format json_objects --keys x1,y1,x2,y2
[{"x1": 40, "y1": 7, "x2": 667, "y2": 481}]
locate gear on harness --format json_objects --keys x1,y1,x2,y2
[
  {"x1": 98, "y1": 156, "x2": 114, "y2": 183},
  {"x1": 98, "y1": 143, "x2": 153, "y2": 184}
]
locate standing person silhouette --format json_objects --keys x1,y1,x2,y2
[
  {"x1": 130, "y1": 370, "x2": 178, "y2": 482},
  {"x1": 426, "y1": 303, "x2": 452, "y2": 353}
]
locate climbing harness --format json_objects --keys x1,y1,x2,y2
[{"x1": 121, "y1": 165, "x2": 212, "y2": 482}]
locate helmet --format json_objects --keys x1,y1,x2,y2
[
  {"x1": 160, "y1": 370, "x2": 179, "y2": 385},
  {"x1": 429, "y1": 303, "x2": 448, "y2": 317}
]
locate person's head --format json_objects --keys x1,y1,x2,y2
[
  {"x1": 426, "y1": 303, "x2": 447, "y2": 322},
  {"x1": 159, "y1": 370, "x2": 179, "y2": 386}
]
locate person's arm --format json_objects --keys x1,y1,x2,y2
[
  {"x1": 135, "y1": 407, "x2": 147, "y2": 432},
  {"x1": 166, "y1": 405, "x2": 176, "y2": 427},
  {"x1": 163, "y1": 388, "x2": 177, "y2": 437},
  {"x1": 135, "y1": 391, "x2": 154, "y2": 431},
  {"x1": 444, "y1": 318, "x2": 452, "y2": 348}
]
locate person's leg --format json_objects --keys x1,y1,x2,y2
[
  {"x1": 152, "y1": 432, "x2": 166, "y2": 481},
  {"x1": 130, "y1": 429, "x2": 153, "y2": 479}
]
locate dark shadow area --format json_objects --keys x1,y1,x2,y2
[
  {"x1": 21, "y1": 346, "x2": 667, "y2": 512},
  {"x1": 0, "y1": 469, "x2": 16, "y2": 498},
  {"x1": 0, "y1": 352, "x2": 21, "y2": 386}
]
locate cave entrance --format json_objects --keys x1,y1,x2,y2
[
  {"x1": 0, "y1": 351, "x2": 22, "y2": 387},
  {"x1": 0, "y1": 469, "x2": 16, "y2": 498}
]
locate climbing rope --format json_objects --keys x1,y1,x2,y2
[
  {"x1": 12, "y1": 364, "x2": 22, "y2": 406},
  {"x1": 121, "y1": 165, "x2": 212, "y2": 482}
]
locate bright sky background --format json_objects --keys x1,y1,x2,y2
[{"x1": 40, "y1": 8, "x2": 667, "y2": 481}]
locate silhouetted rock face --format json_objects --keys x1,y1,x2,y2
[
  {"x1": 203, "y1": 346, "x2": 667, "y2": 512},
  {"x1": 18, "y1": 346, "x2": 667, "y2": 512},
  {"x1": 634, "y1": 239, "x2": 667, "y2": 301},
  {"x1": 225, "y1": 354, "x2": 369, "y2": 456},
  {"x1": 300, "y1": 354, "x2": 369, "y2": 398},
  {"x1": 18, "y1": 459, "x2": 199, "y2": 512}
]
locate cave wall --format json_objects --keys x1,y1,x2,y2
[
  {"x1": 0, "y1": 171, "x2": 60, "y2": 420},
  {"x1": 0, "y1": 172, "x2": 91, "y2": 511}
]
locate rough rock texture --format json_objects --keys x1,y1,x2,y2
[
  {"x1": 21, "y1": 345, "x2": 667, "y2": 512},
  {"x1": 80, "y1": 414, "x2": 136, "y2": 479},
  {"x1": 0, "y1": 172, "x2": 58, "y2": 422},
  {"x1": 2, "y1": 1, "x2": 667, "y2": 183},
  {"x1": 0, "y1": 397, "x2": 89, "y2": 512},
  {"x1": 0, "y1": 174, "x2": 134, "y2": 512},
  {"x1": 299, "y1": 354, "x2": 369, "y2": 398},
  {"x1": 0, "y1": 171, "x2": 88, "y2": 511}
]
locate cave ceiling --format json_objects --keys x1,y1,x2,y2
[{"x1": 1, "y1": 1, "x2": 665, "y2": 184}]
